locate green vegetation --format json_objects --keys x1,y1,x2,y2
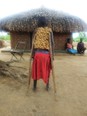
[
  {"x1": 73, "y1": 32, "x2": 87, "y2": 42},
  {"x1": 0, "y1": 34, "x2": 10, "y2": 41}
]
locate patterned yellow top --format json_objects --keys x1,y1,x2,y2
[{"x1": 33, "y1": 27, "x2": 52, "y2": 50}]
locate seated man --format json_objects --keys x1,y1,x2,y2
[{"x1": 77, "y1": 38, "x2": 86, "y2": 54}]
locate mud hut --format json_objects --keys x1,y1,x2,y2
[{"x1": 0, "y1": 8, "x2": 87, "y2": 51}]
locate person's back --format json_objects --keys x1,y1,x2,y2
[
  {"x1": 31, "y1": 16, "x2": 54, "y2": 91},
  {"x1": 33, "y1": 27, "x2": 52, "y2": 50}
]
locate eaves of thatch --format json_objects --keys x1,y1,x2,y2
[{"x1": 0, "y1": 8, "x2": 87, "y2": 33}]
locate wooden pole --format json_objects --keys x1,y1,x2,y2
[
  {"x1": 49, "y1": 32, "x2": 56, "y2": 93},
  {"x1": 28, "y1": 32, "x2": 35, "y2": 89}
]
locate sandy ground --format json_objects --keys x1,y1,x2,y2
[{"x1": 0, "y1": 51, "x2": 87, "y2": 116}]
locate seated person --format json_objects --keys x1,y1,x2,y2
[
  {"x1": 65, "y1": 38, "x2": 77, "y2": 54},
  {"x1": 77, "y1": 38, "x2": 86, "y2": 54}
]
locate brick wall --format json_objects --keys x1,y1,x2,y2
[
  {"x1": 10, "y1": 32, "x2": 31, "y2": 50},
  {"x1": 54, "y1": 32, "x2": 72, "y2": 50},
  {"x1": 10, "y1": 32, "x2": 72, "y2": 50}
]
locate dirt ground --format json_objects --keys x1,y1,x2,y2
[{"x1": 0, "y1": 51, "x2": 87, "y2": 116}]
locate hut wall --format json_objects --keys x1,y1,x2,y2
[
  {"x1": 10, "y1": 32, "x2": 72, "y2": 51},
  {"x1": 10, "y1": 32, "x2": 32, "y2": 50},
  {"x1": 54, "y1": 32, "x2": 72, "y2": 50}
]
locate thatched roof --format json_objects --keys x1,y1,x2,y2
[{"x1": 0, "y1": 8, "x2": 87, "y2": 33}]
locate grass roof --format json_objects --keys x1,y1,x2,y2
[{"x1": 0, "y1": 8, "x2": 87, "y2": 33}]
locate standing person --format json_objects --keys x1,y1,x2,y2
[
  {"x1": 65, "y1": 38, "x2": 77, "y2": 54},
  {"x1": 31, "y1": 17, "x2": 54, "y2": 91},
  {"x1": 77, "y1": 38, "x2": 86, "y2": 54}
]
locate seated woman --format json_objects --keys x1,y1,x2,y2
[
  {"x1": 77, "y1": 38, "x2": 86, "y2": 54},
  {"x1": 65, "y1": 38, "x2": 77, "y2": 54}
]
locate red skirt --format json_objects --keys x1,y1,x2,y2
[{"x1": 32, "y1": 52, "x2": 51, "y2": 83}]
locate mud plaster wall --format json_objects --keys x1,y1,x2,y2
[{"x1": 10, "y1": 32, "x2": 72, "y2": 50}]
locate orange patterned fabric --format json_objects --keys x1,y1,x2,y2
[{"x1": 33, "y1": 27, "x2": 52, "y2": 50}]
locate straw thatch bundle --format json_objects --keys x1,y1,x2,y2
[
  {"x1": 0, "y1": 60, "x2": 27, "y2": 82},
  {"x1": 0, "y1": 8, "x2": 87, "y2": 32}
]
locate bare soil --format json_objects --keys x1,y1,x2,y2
[{"x1": 0, "y1": 50, "x2": 87, "y2": 116}]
